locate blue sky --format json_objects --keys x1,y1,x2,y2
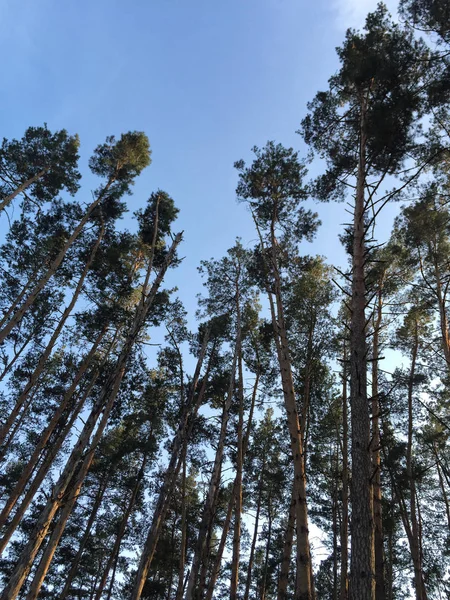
[{"x1": 0, "y1": 0, "x2": 399, "y2": 319}]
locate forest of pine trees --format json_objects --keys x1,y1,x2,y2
[{"x1": 0, "y1": 1, "x2": 449, "y2": 599}]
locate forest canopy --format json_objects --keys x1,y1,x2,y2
[{"x1": 0, "y1": 2, "x2": 450, "y2": 600}]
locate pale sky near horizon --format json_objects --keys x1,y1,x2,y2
[{"x1": 0, "y1": 0, "x2": 399, "y2": 320}]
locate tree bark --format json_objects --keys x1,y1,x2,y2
[
  {"x1": 371, "y1": 285, "x2": 385, "y2": 600},
  {"x1": 0, "y1": 233, "x2": 182, "y2": 600},
  {"x1": 277, "y1": 482, "x2": 296, "y2": 600},
  {"x1": 340, "y1": 348, "x2": 349, "y2": 600},
  {"x1": 0, "y1": 175, "x2": 116, "y2": 345},
  {"x1": 0, "y1": 222, "x2": 105, "y2": 453},
  {"x1": 0, "y1": 168, "x2": 49, "y2": 213},
  {"x1": 253, "y1": 211, "x2": 313, "y2": 600},
  {"x1": 58, "y1": 475, "x2": 110, "y2": 600},
  {"x1": 349, "y1": 93, "x2": 375, "y2": 600},
  {"x1": 0, "y1": 324, "x2": 110, "y2": 535}
]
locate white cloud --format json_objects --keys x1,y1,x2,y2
[{"x1": 332, "y1": 0, "x2": 399, "y2": 30}]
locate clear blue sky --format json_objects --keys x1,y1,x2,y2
[{"x1": 0, "y1": 0, "x2": 399, "y2": 319}]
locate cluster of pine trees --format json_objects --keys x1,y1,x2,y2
[{"x1": 0, "y1": 1, "x2": 449, "y2": 599}]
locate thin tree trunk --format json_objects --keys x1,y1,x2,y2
[
  {"x1": 0, "y1": 168, "x2": 49, "y2": 213},
  {"x1": 349, "y1": 93, "x2": 374, "y2": 600},
  {"x1": 58, "y1": 475, "x2": 110, "y2": 600},
  {"x1": 340, "y1": 348, "x2": 349, "y2": 600},
  {"x1": 0, "y1": 222, "x2": 105, "y2": 452},
  {"x1": 0, "y1": 324, "x2": 109, "y2": 532},
  {"x1": 175, "y1": 443, "x2": 188, "y2": 600},
  {"x1": 205, "y1": 369, "x2": 259, "y2": 600},
  {"x1": 245, "y1": 466, "x2": 264, "y2": 600},
  {"x1": 130, "y1": 326, "x2": 213, "y2": 600},
  {"x1": 433, "y1": 445, "x2": 450, "y2": 529},
  {"x1": 433, "y1": 257, "x2": 450, "y2": 368},
  {"x1": 0, "y1": 329, "x2": 34, "y2": 383},
  {"x1": 277, "y1": 482, "x2": 296, "y2": 600},
  {"x1": 406, "y1": 324, "x2": 427, "y2": 600},
  {"x1": 1, "y1": 233, "x2": 182, "y2": 600},
  {"x1": 184, "y1": 344, "x2": 238, "y2": 600},
  {"x1": 371, "y1": 285, "x2": 385, "y2": 600},
  {"x1": 93, "y1": 454, "x2": 147, "y2": 600},
  {"x1": 260, "y1": 490, "x2": 272, "y2": 600},
  {"x1": 0, "y1": 176, "x2": 116, "y2": 345},
  {"x1": 230, "y1": 315, "x2": 244, "y2": 600}
]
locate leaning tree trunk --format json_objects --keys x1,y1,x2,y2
[
  {"x1": 0, "y1": 233, "x2": 182, "y2": 600},
  {"x1": 58, "y1": 474, "x2": 110, "y2": 600},
  {"x1": 269, "y1": 281, "x2": 312, "y2": 600},
  {"x1": 0, "y1": 329, "x2": 114, "y2": 554},
  {"x1": 0, "y1": 168, "x2": 49, "y2": 213},
  {"x1": 0, "y1": 221, "x2": 105, "y2": 453},
  {"x1": 93, "y1": 454, "x2": 148, "y2": 600},
  {"x1": 349, "y1": 93, "x2": 374, "y2": 600},
  {"x1": 0, "y1": 175, "x2": 116, "y2": 345},
  {"x1": 406, "y1": 324, "x2": 428, "y2": 600}
]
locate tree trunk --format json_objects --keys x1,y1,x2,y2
[
  {"x1": 0, "y1": 324, "x2": 110, "y2": 536},
  {"x1": 184, "y1": 344, "x2": 238, "y2": 600},
  {"x1": 371, "y1": 285, "x2": 385, "y2": 600},
  {"x1": 260, "y1": 490, "x2": 272, "y2": 600},
  {"x1": 277, "y1": 482, "x2": 296, "y2": 600},
  {"x1": 230, "y1": 314, "x2": 244, "y2": 600},
  {"x1": 93, "y1": 454, "x2": 147, "y2": 600},
  {"x1": 244, "y1": 466, "x2": 264, "y2": 600},
  {"x1": 58, "y1": 475, "x2": 110, "y2": 600},
  {"x1": 205, "y1": 369, "x2": 259, "y2": 600},
  {"x1": 433, "y1": 445, "x2": 450, "y2": 529},
  {"x1": 0, "y1": 176, "x2": 116, "y2": 345},
  {"x1": 0, "y1": 233, "x2": 182, "y2": 600},
  {"x1": 340, "y1": 349, "x2": 349, "y2": 600},
  {"x1": 251, "y1": 207, "x2": 313, "y2": 600},
  {"x1": 406, "y1": 324, "x2": 427, "y2": 600},
  {"x1": 349, "y1": 93, "x2": 374, "y2": 600},
  {"x1": 0, "y1": 222, "x2": 105, "y2": 453},
  {"x1": 0, "y1": 168, "x2": 49, "y2": 213},
  {"x1": 130, "y1": 326, "x2": 213, "y2": 600},
  {"x1": 175, "y1": 443, "x2": 188, "y2": 600}
]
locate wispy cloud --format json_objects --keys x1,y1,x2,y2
[{"x1": 332, "y1": 0, "x2": 399, "y2": 30}]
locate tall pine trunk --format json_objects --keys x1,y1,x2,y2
[
  {"x1": 349, "y1": 94, "x2": 374, "y2": 600},
  {"x1": 340, "y1": 348, "x2": 349, "y2": 600},
  {"x1": 371, "y1": 284, "x2": 385, "y2": 600},
  {"x1": 277, "y1": 482, "x2": 296, "y2": 600}
]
